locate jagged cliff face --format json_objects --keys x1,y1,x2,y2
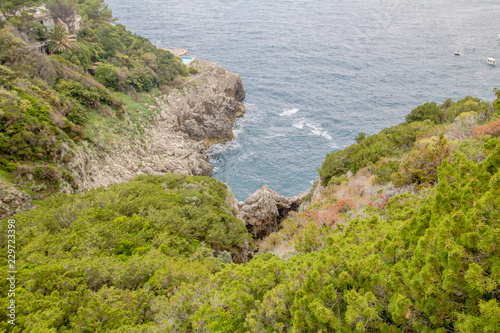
[
  {"x1": 159, "y1": 59, "x2": 246, "y2": 147},
  {"x1": 72, "y1": 59, "x2": 246, "y2": 192}
]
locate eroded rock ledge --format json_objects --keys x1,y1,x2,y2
[
  {"x1": 236, "y1": 185, "x2": 302, "y2": 240},
  {"x1": 73, "y1": 58, "x2": 246, "y2": 192}
]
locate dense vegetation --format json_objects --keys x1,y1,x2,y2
[
  {"x1": 0, "y1": 0, "x2": 188, "y2": 198},
  {"x1": 0, "y1": 174, "x2": 254, "y2": 332},
  {"x1": 2, "y1": 1, "x2": 500, "y2": 332},
  {"x1": 318, "y1": 96, "x2": 493, "y2": 185}
]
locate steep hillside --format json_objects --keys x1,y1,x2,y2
[{"x1": 0, "y1": 1, "x2": 245, "y2": 219}]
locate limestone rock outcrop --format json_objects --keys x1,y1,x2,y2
[
  {"x1": 237, "y1": 185, "x2": 302, "y2": 240},
  {"x1": 73, "y1": 58, "x2": 246, "y2": 192},
  {"x1": 158, "y1": 58, "x2": 246, "y2": 147}
]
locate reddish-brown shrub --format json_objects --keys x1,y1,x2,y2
[
  {"x1": 473, "y1": 120, "x2": 500, "y2": 138},
  {"x1": 317, "y1": 199, "x2": 356, "y2": 226},
  {"x1": 369, "y1": 194, "x2": 390, "y2": 210}
]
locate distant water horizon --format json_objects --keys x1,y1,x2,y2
[{"x1": 106, "y1": 0, "x2": 500, "y2": 200}]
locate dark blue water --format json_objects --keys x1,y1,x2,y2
[{"x1": 105, "y1": 0, "x2": 500, "y2": 200}]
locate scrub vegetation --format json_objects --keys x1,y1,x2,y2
[{"x1": 1, "y1": 1, "x2": 500, "y2": 332}]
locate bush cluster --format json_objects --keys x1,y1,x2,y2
[
  {"x1": 319, "y1": 96, "x2": 498, "y2": 186},
  {"x1": 319, "y1": 120, "x2": 434, "y2": 185},
  {"x1": 0, "y1": 174, "x2": 254, "y2": 331},
  {"x1": 0, "y1": 0, "x2": 189, "y2": 195}
]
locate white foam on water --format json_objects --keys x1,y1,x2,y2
[
  {"x1": 238, "y1": 152, "x2": 254, "y2": 162},
  {"x1": 280, "y1": 108, "x2": 299, "y2": 116},
  {"x1": 264, "y1": 132, "x2": 286, "y2": 139},
  {"x1": 264, "y1": 126, "x2": 287, "y2": 138},
  {"x1": 292, "y1": 120, "x2": 305, "y2": 129},
  {"x1": 233, "y1": 124, "x2": 244, "y2": 137},
  {"x1": 293, "y1": 120, "x2": 333, "y2": 141},
  {"x1": 321, "y1": 132, "x2": 333, "y2": 141}
]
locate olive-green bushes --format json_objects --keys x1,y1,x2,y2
[
  {"x1": 167, "y1": 138, "x2": 500, "y2": 332},
  {"x1": 319, "y1": 96, "x2": 497, "y2": 186},
  {"x1": 1, "y1": 124, "x2": 499, "y2": 333},
  {"x1": 392, "y1": 133, "x2": 450, "y2": 186},
  {"x1": 0, "y1": 23, "x2": 128, "y2": 196},
  {"x1": 405, "y1": 101, "x2": 443, "y2": 124},
  {"x1": 319, "y1": 120, "x2": 435, "y2": 185},
  {"x1": 0, "y1": 174, "x2": 254, "y2": 331}
]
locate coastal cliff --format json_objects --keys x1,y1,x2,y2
[
  {"x1": 0, "y1": 47, "x2": 246, "y2": 218},
  {"x1": 62, "y1": 59, "x2": 245, "y2": 192}
]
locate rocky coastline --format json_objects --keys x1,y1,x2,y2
[{"x1": 71, "y1": 57, "x2": 246, "y2": 192}]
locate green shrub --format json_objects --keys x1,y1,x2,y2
[
  {"x1": 405, "y1": 102, "x2": 443, "y2": 124},
  {"x1": 188, "y1": 66, "x2": 198, "y2": 75},
  {"x1": 355, "y1": 132, "x2": 366, "y2": 143},
  {"x1": 126, "y1": 65, "x2": 159, "y2": 92},
  {"x1": 95, "y1": 63, "x2": 120, "y2": 90},
  {"x1": 392, "y1": 133, "x2": 450, "y2": 186},
  {"x1": 372, "y1": 157, "x2": 400, "y2": 184},
  {"x1": 67, "y1": 101, "x2": 88, "y2": 125},
  {"x1": 59, "y1": 40, "x2": 97, "y2": 70},
  {"x1": 442, "y1": 96, "x2": 490, "y2": 123},
  {"x1": 217, "y1": 250, "x2": 233, "y2": 264}
]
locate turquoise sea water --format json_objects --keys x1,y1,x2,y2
[{"x1": 105, "y1": 0, "x2": 500, "y2": 200}]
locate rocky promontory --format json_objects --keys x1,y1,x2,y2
[{"x1": 72, "y1": 58, "x2": 246, "y2": 192}]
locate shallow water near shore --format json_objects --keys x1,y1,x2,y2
[{"x1": 106, "y1": 0, "x2": 500, "y2": 200}]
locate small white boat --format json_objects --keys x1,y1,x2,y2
[
  {"x1": 454, "y1": 50, "x2": 461, "y2": 56},
  {"x1": 486, "y1": 57, "x2": 496, "y2": 66}
]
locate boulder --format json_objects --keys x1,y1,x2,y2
[
  {"x1": 237, "y1": 185, "x2": 302, "y2": 240},
  {"x1": 161, "y1": 59, "x2": 246, "y2": 147}
]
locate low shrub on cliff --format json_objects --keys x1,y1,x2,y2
[
  {"x1": 442, "y1": 96, "x2": 493, "y2": 123},
  {"x1": 474, "y1": 119, "x2": 500, "y2": 138},
  {"x1": 94, "y1": 63, "x2": 120, "y2": 90},
  {"x1": 392, "y1": 133, "x2": 450, "y2": 186},
  {"x1": 405, "y1": 101, "x2": 444, "y2": 124},
  {"x1": 4, "y1": 174, "x2": 252, "y2": 258}
]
